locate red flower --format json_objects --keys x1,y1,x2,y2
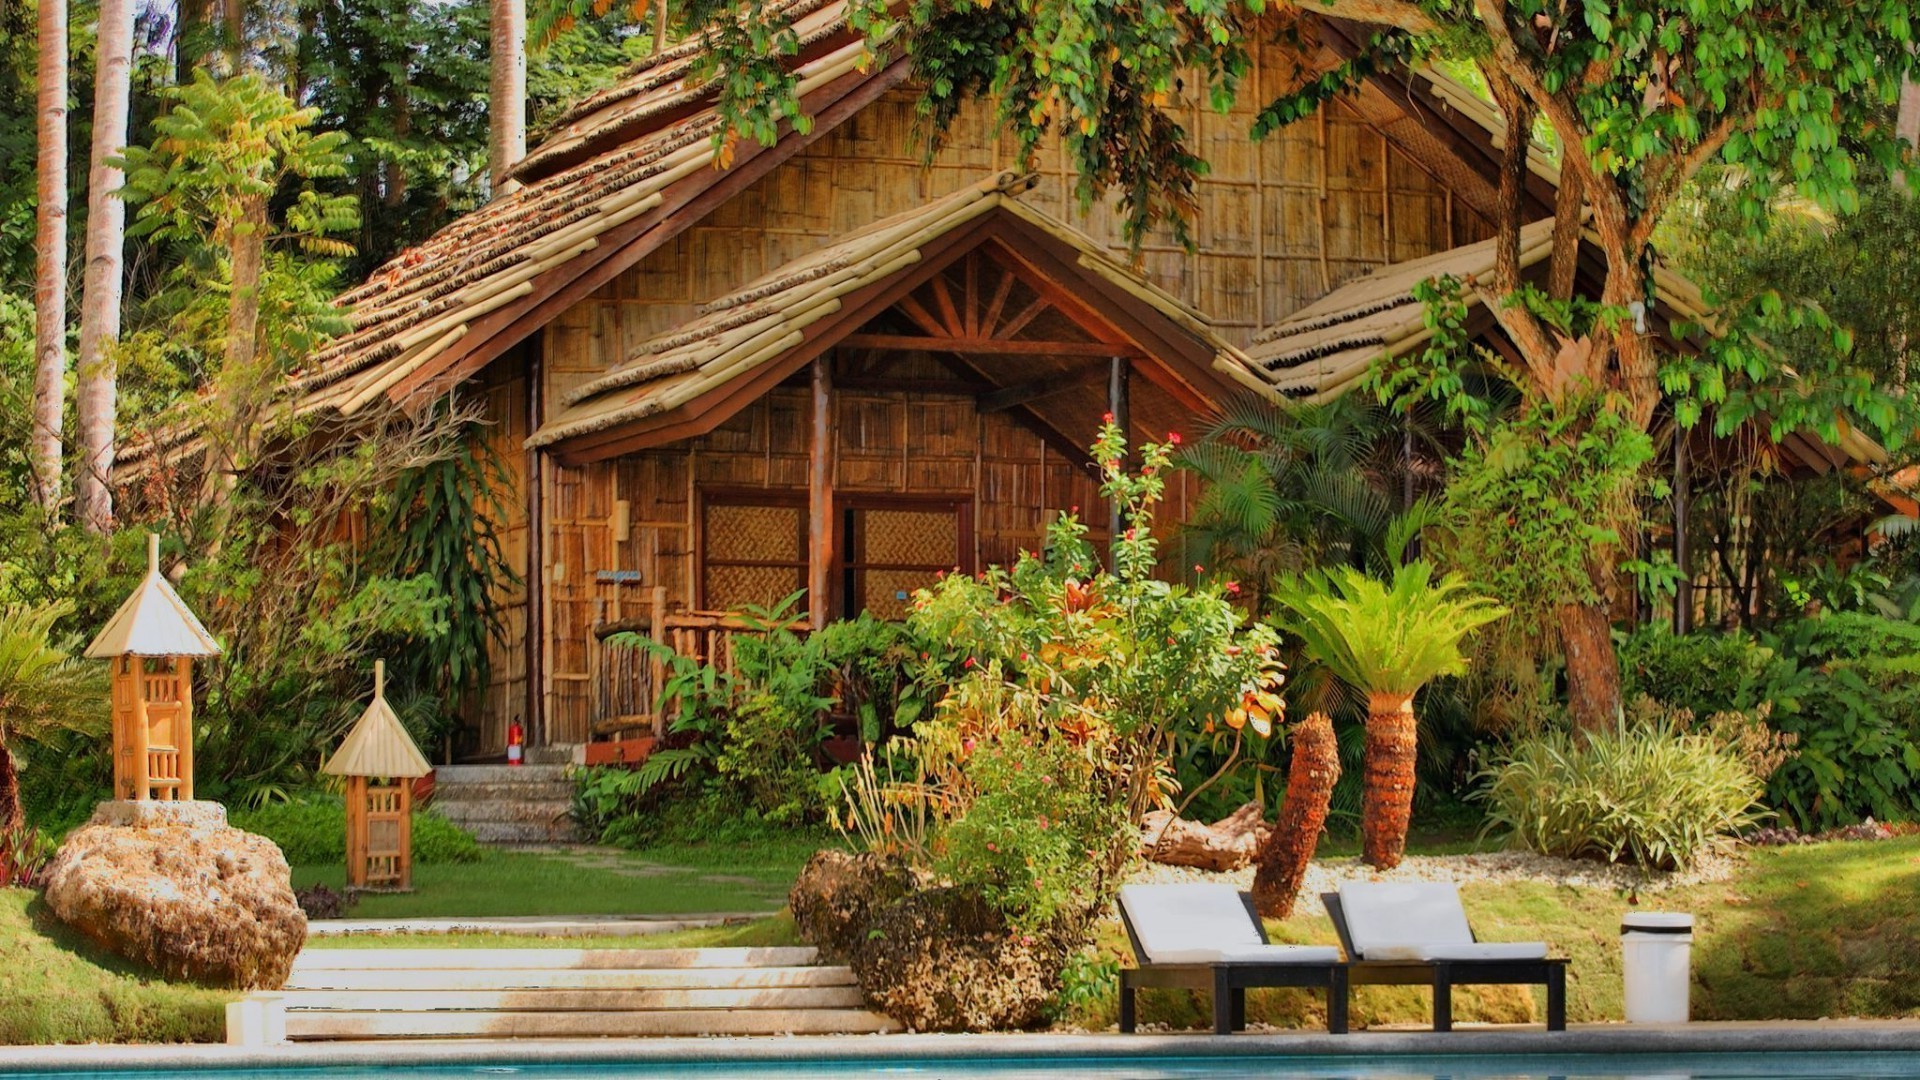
[
  {"x1": 1194, "y1": 563, "x2": 1205, "y2": 574},
  {"x1": 1102, "y1": 411, "x2": 1114, "y2": 424},
  {"x1": 1225, "y1": 580, "x2": 1241, "y2": 596},
  {"x1": 1167, "y1": 431, "x2": 1182, "y2": 445},
  {"x1": 964, "y1": 656, "x2": 977, "y2": 669}
]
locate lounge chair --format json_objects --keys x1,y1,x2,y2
[
  {"x1": 1324, "y1": 882, "x2": 1567, "y2": 1032},
  {"x1": 1116, "y1": 883, "x2": 1348, "y2": 1035}
]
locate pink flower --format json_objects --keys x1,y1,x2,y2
[
  {"x1": 1102, "y1": 411, "x2": 1114, "y2": 424},
  {"x1": 1167, "y1": 431, "x2": 1182, "y2": 445},
  {"x1": 964, "y1": 656, "x2": 977, "y2": 669},
  {"x1": 1225, "y1": 580, "x2": 1241, "y2": 596},
  {"x1": 1194, "y1": 563, "x2": 1205, "y2": 574},
  {"x1": 986, "y1": 842, "x2": 998, "y2": 852}
]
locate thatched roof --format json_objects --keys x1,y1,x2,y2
[
  {"x1": 533, "y1": 170, "x2": 1267, "y2": 453},
  {"x1": 85, "y1": 535, "x2": 222, "y2": 659},
  {"x1": 1245, "y1": 218, "x2": 1888, "y2": 471},
  {"x1": 323, "y1": 662, "x2": 432, "y2": 779}
]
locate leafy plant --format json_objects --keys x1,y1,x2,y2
[
  {"x1": 0, "y1": 601, "x2": 107, "y2": 833},
  {"x1": 1270, "y1": 561, "x2": 1504, "y2": 869},
  {"x1": 1478, "y1": 702, "x2": 1781, "y2": 871},
  {"x1": 229, "y1": 795, "x2": 483, "y2": 865}
]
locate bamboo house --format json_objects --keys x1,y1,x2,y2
[{"x1": 126, "y1": 1, "x2": 1889, "y2": 759}]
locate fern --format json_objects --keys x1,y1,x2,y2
[{"x1": 1271, "y1": 561, "x2": 1507, "y2": 698}]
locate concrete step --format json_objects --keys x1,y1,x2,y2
[
  {"x1": 432, "y1": 799, "x2": 573, "y2": 825},
  {"x1": 459, "y1": 821, "x2": 579, "y2": 844},
  {"x1": 281, "y1": 986, "x2": 868, "y2": 1011},
  {"x1": 435, "y1": 764, "x2": 572, "y2": 784},
  {"x1": 430, "y1": 779, "x2": 575, "y2": 803},
  {"x1": 291, "y1": 946, "x2": 821, "y2": 972},
  {"x1": 284, "y1": 965, "x2": 855, "y2": 992},
  {"x1": 286, "y1": 1007, "x2": 900, "y2": 1039}
]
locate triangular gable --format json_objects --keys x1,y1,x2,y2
[
  {"x1": 532, "y1": 173, "x2": 1266, "y2": 462},
  {"x1": 323, "y1": 662, "x2": 433, "y2": 779}
]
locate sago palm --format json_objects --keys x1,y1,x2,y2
[
  {"x1": 0, "y1": 602, "x2": 106, "y2": 833},
  {"x1": 1270, "y1": 562, "x2": 1505, "y2": 869}
]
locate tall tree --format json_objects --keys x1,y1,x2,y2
[
  {"x1": 30, "y1": 0, "x2": 68, "y2": 517},
  {"x1": 696, "y1": 0, "x2": 1920, "y2": 730},
  {"x1": 489, "y1": 0, "x2": 526, "y2": 194},
  {"x1": 74, "y1": 0, "x2": 137, "y2": 534}
]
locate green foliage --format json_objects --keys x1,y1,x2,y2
[
  {"x1": 1270, "y1": 561, "x2": 1505, "y2": 700},
  {"x1": 0, "y1": 602, "x2": 106, "y2": 756},
  {"x1": 228, "y1": 795, "x2": 483, "y2": 866},
  {"x1": 932, "y1": 733, "x2": 1130, "y2": 936},
  {"x1": 1478, "y1": 702, "x2": 1778, "y2": 870},
  {"x1": 1618, "y1": 625, "x2": 1784, "y2": 717},
  {"x1": 1439, "y1": 393, "x2": 1663, "y2": 624}
]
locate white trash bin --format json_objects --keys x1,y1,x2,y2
[{"x1": 1621, "y1": 912, "x2": 1693, "y2": 1023}]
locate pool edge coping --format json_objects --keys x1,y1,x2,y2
[{"x1": 9, "y1": 1023, "x2": 1920, "y2": 1074}]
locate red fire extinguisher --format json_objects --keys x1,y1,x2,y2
[{"x1": 507, "y1": 721, "x2": 525, "y2": 767}]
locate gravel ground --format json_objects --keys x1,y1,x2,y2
[{"x1": 1127, "y1": 845, "x2": 1739, "y2": 917}]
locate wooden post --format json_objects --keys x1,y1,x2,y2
[
  {"x1": 130, "y1": 658, "x2": 151, "y2": 801},
  {"x1": 808, "y1": 356, "x2": 836, "y2": 629},
  {"x1": 1107, "y1": 356, "x2": 1130, "y2": 553},
  {"x1": 111, "y1": 660, "x2": 128, "y2": 799},
  {"x1": 345, "y1": 776, "x2": 366, "y2": 888},
  {"x1": 1673, "y1": 425, "x2": 1692, "y2": 634},
  {"x1": 176, "y1": 656, "x2": 193, "y2": 800},
  {"x1": 647, "y1": 585, "x2": 668, "y2": 735},
  {"x1": 396, "y1": 781, "x2": 414, "y2": 890}
]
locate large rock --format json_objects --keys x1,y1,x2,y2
[
  {"x1": 850, "y1": 887, "x2": 1064, "y2": 1032},
  {"x1": 43, "y1": 801, "x2": 306, "y2": 989},
  {"x1": 788, "y1": 850, "x2": 918, "y2": 963}
]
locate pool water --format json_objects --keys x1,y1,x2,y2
[{"x1": 12, "y1": 1055, "x2": 1920, "y2": 1080}]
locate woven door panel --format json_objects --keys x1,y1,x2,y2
[
  {"x1": 706, "y1": 564, "x2": 803, "y2": 611},
  {"x1": 706, "y1": 504, "x2": 803, "y2": 562},
  {"x1": 863, "y1": 509, "x2": 958, "y2": 565}
]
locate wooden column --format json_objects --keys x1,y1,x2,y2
[
  {"x1": 396, "y1": 782, "x2": 414, "y2": 890},
  {"x1": 176, "y1": 656, "x2": 194, "y2": 800},
  {"x1": 345, "y1": 776, "x2": 367, "y2": 888},
  {"x1": 130, "y1": 659, "x2": 151, "y2": 801},
  {"x1": 808, "y1": 356, "x2": 836, "y2": 629},
  {"x1": 1107, "y1": 356, "x2": 1130, "y2": 551},
  {"x1": 1673, "y1": 425, "x2": 1692, "y2": 634}
]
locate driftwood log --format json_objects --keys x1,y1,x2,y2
[
  {"x1": 1140, "y1": 801, "x2": 1271, "y2": 872},
  {"x1": 1252, "y1": 711, "x2": 1342, "y2": 917}
]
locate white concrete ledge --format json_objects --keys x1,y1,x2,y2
[{"x1": 10, "y1": 1022, "x2": 1920, "y2": 1073}]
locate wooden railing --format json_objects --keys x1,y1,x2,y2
[{"x1": 588, "y1": 587, "x2": 805, "y2": 741}]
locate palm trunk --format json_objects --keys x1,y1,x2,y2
[
  {"x1": 32, "y1": 0, "x2": 69, "y2": 517},
  {"x1": 0, "y1": 742, "x2": 22, "y2": 837},
  {"x1": 1252, "y1": 710, "x2": 1340, "y2": 917},
  {"x1": 1559, "y1": 600, "x2": 1622, "y2": 733},
  {"x1": 74, "y1": 0, "x2": 136, "y2": 535},
  {"x1": 488, "y1": 0, "x2": 526, "y2": 195},
  {"x1": 1361, "y1": 691, "x2": 1416, "y2": 870},
  {"x1": 199, "y1": 193, "x2": 270, "y2": 549}
]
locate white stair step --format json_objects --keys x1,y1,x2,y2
[
  {"x1": 284, "y1": 965, "x2": 854, "y2": 992},
  {"x1": 281, "y1": 986, "x2": 867, "y2": 1011},
  {"x1": 291, "y1": 946, "x2": 820, "y2": 972},
  {"x1": 287, "y1": 1008, "x2": 901, "y2": 1040},
  {"x1": 432, "y1": 800, "x2": 573, "y2": 823},
  {"x1": 431, "y1": 781, "x2": 575, "y2": 802},
  {"x1": 435, "y1": 765, "x2": 571, "y2": 783}
]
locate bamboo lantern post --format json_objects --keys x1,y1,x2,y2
[
  {"x1": 322, "y1": 661, "x2": 432, "y2": 891},
  {"x1": 85, "y1": 534, "x2": 222, "y2": 802}
]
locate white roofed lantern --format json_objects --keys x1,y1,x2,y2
[{"x1": 323, "y1": 661, "x2": 431, "y2": 891}]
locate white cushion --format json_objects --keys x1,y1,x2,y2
[
  {"x1": 1118, "y1": 884, "x2": 1264, "y2": 964},
  {"x1": 1143, "y1": 944, "x2": 1342, "y2": 965},
  {"x1": 1417, "y1": 942, "x2": 1549, "y2": 962},
  {"x1": 1339, "y1": 882, "x2": 1474, "y2": 960}
]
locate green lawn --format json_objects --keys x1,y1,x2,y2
[
  {"x1": 0, "y1": 888, "x2": 233, "y2": 1044},
  {"x1": 1084, "y1": 835, "x2": 1920, "y2": 1031},
  {"x1": 292, "y1": 836, "x2": 825, "y2": 919},
  {"x1": 303, "y1": 914, "x2": 804, "y2": 950}
]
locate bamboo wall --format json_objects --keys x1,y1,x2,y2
[
  {"x1": 537, "y1": 351, "x2": 1196, "y2": 744},
  {"x1": 470, "y1": 355, "x2": 533, "y2": 756}
]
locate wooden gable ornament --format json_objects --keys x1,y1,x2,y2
[
  {"x1": 86, "y1": 534, "x2": 221, "y2": 802},
  {"x1": 323, "y1": 661, "x2": 431, "y2": 891}
]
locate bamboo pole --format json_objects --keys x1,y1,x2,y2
[
  {"x1": 808, "y1": 356, "x2": 836, "y2": 630},
  {"x1": 176, "y1": 656, "x2": 194, "y2": 800}
]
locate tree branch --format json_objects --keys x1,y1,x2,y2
[
  {"x1": 1549, "y1": 166, "x2": 1585, "y2": 301},
  {"x1": 1631, "y1": 111, "x2": 1741, "y2": 250},
  {"x1": 1294, "y1": 0, "x2": 1435, "y2": 34}
]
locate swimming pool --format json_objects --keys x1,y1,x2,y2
[{"x1": 11, "y1": 1053, "x2": 1920, "y2": 1080}]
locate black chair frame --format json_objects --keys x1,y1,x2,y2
[
  {"x1": 1118, "y1": 890, "x2": 1349, "y2": 1035},
  {"x1": 1322, "y1": 892, "x2": 1568, "y2": 1032}
]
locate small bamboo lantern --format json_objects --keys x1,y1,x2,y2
[
  {"x1": 322, "y1": 661, "x2": 432, "y2": 891},
  {"x1": 86, "y1": 534, "x2": 222, "y2": 802}
]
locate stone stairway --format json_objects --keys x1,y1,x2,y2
[
  {"x1": 431, "y1": 764, "x2": 579, "y2": 845},
  {"x1": 279, "y1": 946, "x2": 899, "y2": 1039}
]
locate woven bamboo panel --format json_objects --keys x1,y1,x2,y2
[
  {"x1": 858, "y1": 568, "x2": 935, "y2": 621},
  {"x1": 707, "y1": 564, "x2": 805, "y2": 611},
  {"x1": 864, "y1": 508, "x2": 958, "y2": 565},
  {"x1": 707, "y1": 503, "x2": 804, "y2": 563}
]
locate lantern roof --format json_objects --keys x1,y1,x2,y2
[
  {"x1": 85, "y1": 535, "x2": 222, "y2": 659},
  {"x1": 323, "y1": 661, "x2": 433, "y2": 779}
]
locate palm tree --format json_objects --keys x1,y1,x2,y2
[
  {"x1": 0, "y1": 602, "x2": 105, "y2": 834},
  {"x1": 32, "y1": 0, "x2": 68, "y2": 516},
  {"x1": 1251, "y1": 709, "x2": 1340, "y2": 917},
  {"x1": 1271, "y1": 562, "x2": 1505, "y2": 869},
  {"x1": 75, "y1": 0, "x2": 137, "y2": 534}
]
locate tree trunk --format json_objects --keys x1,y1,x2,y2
[
  {"x1": 1361, "y1": 691, "x2": 1416, "y2": 870},
  {"x1": 0, "y1": 742, "x2": 22, "y2": 837},
  {"x1": 32, "y1": 0, "x2": 69, "y2": 517},
  {"x1": 199, "y1": 193, "x2": 270, "y2": 546},
  {"x1": 1252, "y1": 710, "x2": 1340, "y2": 917},
  {"x1": 1559, "y1": 600, "x2": 1622, "y2": 732},
  {"x1": 1140, "y1": 802, "x2": 1269, "y2": 872},
  {"x1": 175, "y1": 0, "x2": 212, "y2": 84},
  {"x1": 75, "y1": 0, "x2": 136, "y2": 535},
  {"x1": 488, "y1": 0, "x2": 526, "y2": 195}
]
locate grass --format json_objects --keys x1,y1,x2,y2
[
  {"x1": 303, "y1": 913, "x2": 805, "y2": 950},
  {"x1": 290, "y1": 837, "x2": 822, "y2": 919},
  {"x1": 0, "y1": 888, "x2": 234, "y2": 1044},
  {"x1": 1080, "y1": 834, "x2": 1920, "y2": 1031}
]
